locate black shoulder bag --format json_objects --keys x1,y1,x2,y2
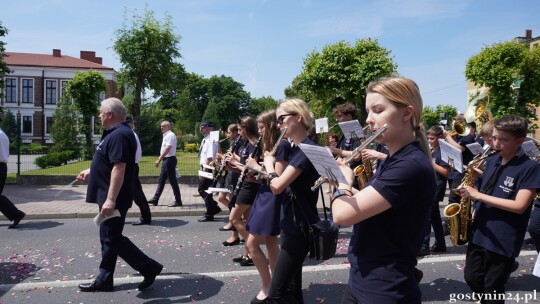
[{"x1": 290, "y1": 187, "x2": 339, "y2": 260}]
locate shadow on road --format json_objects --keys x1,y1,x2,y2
[
  {"x1": 0, "y1": 262, "x2": 41, "y2": 297},
  {"x1": 304, "y1": 282, "x2": 347, "y2": 303},
  {"x1": 147, "y1": 219, "x2": 189, "y2": 228},
  {"x1": 0, "y1": 221, "x2": 64, "y2": 230}
]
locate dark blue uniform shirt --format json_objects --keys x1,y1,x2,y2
[
  {"x1": 348, "y1": 141, "x2": 435, "y2": 303},
  {"x1": 280, "y1": 137, "x2": 320, "y2": 237},
  {"x1": 86, "y1": 123, "x2": 136, "y2": 212},
  {"x1": 472, "y1": 147, "x2": 540, "y2": 258}
]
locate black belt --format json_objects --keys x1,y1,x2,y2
[{"x1": 163, "y1": 156, "x2": 175, "y2": 160}]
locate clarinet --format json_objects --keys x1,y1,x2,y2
[
  {"x1": 212, "y1": 137, "x2": 241, "y2": 185},
  {"x1": 230, "y1": 136, "x2": 263, "y2": 205}
]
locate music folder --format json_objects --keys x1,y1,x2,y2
[{"x1": 298, "y1": 143, "x2": 349, "y2": 185}]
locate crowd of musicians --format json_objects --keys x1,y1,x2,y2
[
  {"x1": 58, "y1": 76, "x2": 540, "y2": 303},
  {"x1": 193, "y1": 76, "x2": 540, "y2": 304}
]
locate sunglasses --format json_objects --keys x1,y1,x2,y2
[{"x1": 277, "y1": 113, "x2": 297, "y2": 124}]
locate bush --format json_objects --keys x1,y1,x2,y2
[
  {"x1": 184, "y1": 143, "x2": 199, "y2": 153},
  {"x1": 22, "y1": 143, "x2": 49, "y2": 154},
  {"x1": 35, "y1": 150, "x2": 76, "y2": 168}
]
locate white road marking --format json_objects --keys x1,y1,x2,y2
[{"x1": 1, "y1": 250, "x2": 536, "y2": 291}]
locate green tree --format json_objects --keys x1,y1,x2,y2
[
  {"x1": 113, "y1": 7, "x2": 182, "y2": 132},
  {"x1": 0, "y1": 22, "x2": 10, "y2": 98},
  {"x1": 64, "y1": 70, "x2": 106, "y2": 160},
  {"x1": 422, "y1": 105, "x2": 458, "y2": 130},
  {"x1": 51, "y1": 97, "x2": 81, "y2": 158},
  {"x1": 248, "y1": 96, "x2": 279, "y2": 117},
  {"x1": 0, "y1": 110, "x2": 17, "y2": 143},
  {"x1": 288, "y1": 38, "x2": 398, "y2": 122},
  {"x1": 465, "y1": 41, "x2": 540, "y2": 123}
]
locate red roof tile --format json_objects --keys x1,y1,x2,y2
[{"x1": 2, "y1": 52, "x2": 114, "y2": 70}]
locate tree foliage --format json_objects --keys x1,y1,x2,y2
[
  {"x1": 50, "y1": 97, "x2": 81, "y2": 158},
  {"x1": 0, "y1": 110, "x2": 17, "y2": 143},
  {"x1": 113, "y1": 7, "x2": 182, "y2": 131},
  {"x1": 287, "y1": 38, "x2": 398, "y2": 123},
  {"x1": 63, "y1": 70, "x2": 106, "y2": 160},
  {"x1": 0, "y1": 22, "x2": 10, "y2": 99},
  {"x1": 422, "y1": 104, "x2": 458, "y2": 130},
  {"x1": 465, "y1": 41, "x2": 540, "y2": 123}
]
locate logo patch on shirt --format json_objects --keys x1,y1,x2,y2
[{"x1": 504, "y1": 176, "x2": 514, "y2": 188}]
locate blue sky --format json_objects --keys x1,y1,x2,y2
[{"x1": 2, "y1": 0, "x2": 539, "y2": 113}]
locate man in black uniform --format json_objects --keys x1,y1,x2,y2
[{"x1": 77, "y1": 98, "x2": 162, "y2": 292}]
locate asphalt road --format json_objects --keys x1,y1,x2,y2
[{"x1": 0, "y1": 216, "x2": 539, "y2": 304}]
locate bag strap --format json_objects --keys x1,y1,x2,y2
[
  {"x1": 289, "y1": 189, "x2": 313, "y2": 234},
  {"x1": 319, "y1": 187, "x2": 328, "y2": 221}
]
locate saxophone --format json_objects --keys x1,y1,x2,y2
[
  {"x1": 353, "y1": 125, "x2": 375, "y2": 188},
  {"x1": 443, "y1": 149, "x2": 497, "y2": 246}
]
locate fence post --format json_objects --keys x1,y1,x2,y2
[{"x1": 16, "y1": 111, "x2": 21, "y2": 177}]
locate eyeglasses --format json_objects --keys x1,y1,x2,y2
[{"x1": 277, "y1": 113, "x2": 297, "y2": 124}]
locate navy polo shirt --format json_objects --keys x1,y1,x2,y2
[
  {"x1": 432, "y1": 147, "x2": 449, "y2": 202},
  {"x1": 472, "y1": 147, "x2": 540, "y2": 258},
  {"x1": 347, "y1": 141, "x2": 435, "y2": 303},
  {"x1": 239, "y1": 141, "x2": 257, "y2": 165},
  {"x1": 338, "y1": 135, "x2": 362, "y2": 169},
  {"x1": 275, "y1": 140, "x2": 292, "y2": 163},
  {"x1": 86, "y1": 123, "x2": 136, "y2": 211},
  {"x1": 280, "y1": 137, "x2": 320, "y2": 236},
  {"x1": 448, "y1": 133, "x2": 476, "y2": 180}
]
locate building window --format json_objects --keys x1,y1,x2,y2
[
  {"x1": 22, "y1": 79, "x2": 34, "y2": 103},
  {"x1": 93, "y1": 117, "x2": 102, "y2": 135},
  {"x1": 46, "y1": 117, "x2": 54, "y2": 134},
  {"x1": 5, "y1": 78, "x2": 17, "y2": 103},
  {"x1": 22, "y1": 116, "x2": 32, "y2": 134},
  {"x1": 45, "y1": 80, "x2": 57, "y2": 104}
]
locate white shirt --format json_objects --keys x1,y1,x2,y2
[
  {"x1": 133, "y1": 131, "x2": 142, "y2": 164},
  {"x1": 0, "y1": 128, "x2": 9, "y2": 163},
  {"x1": 161, "y1": 130, "x2": 177, "y2": 157},
  {"x1": 199, "y1": 134, "x2": 217, "y2": 165}
]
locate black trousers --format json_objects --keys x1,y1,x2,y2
[
  {"x1": 152, "y1": 156, "x2": 181, "y2": 202},
  {"x1": 268, "y1": 232, "x2": 309, "y2": 304},
  {"x1": 198, "y1": 176, "x2": 219, "y2": 215},
  {"x1": 0, "y1": 163, "x2": 24, "y2": 221},
  {"x1": 422, "y1": 198, "x2": 446, "y2": 249},
  {"x1": 464, "y1": 243, "x2": 513, "y2": 304},
  {"x1": 95, "y1": 207, "x2": 161, "y2": 285},
  {"x1": 133, "y1": 164, "x2": 151, "y2": 222},
  {"x1": 528, "y1": 202, "x2": 540, "y2": 253}
]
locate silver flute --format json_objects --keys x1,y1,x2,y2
[{"x1": 311, "y1": 123, "x2": 389, "y2": 191}]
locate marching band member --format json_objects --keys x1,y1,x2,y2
[
  {"x1": 262, "y1": 98, "x2": 320, "y2": 303},
  {"x1": 331, "y1": 77, "x2": 435, "y2": 303}
]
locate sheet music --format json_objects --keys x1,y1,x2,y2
[
  {"x1": 522, "y1": 140, "x2": 539, "y2": 159},
  {"x1": 338, "y1": 120, "x2": 363, "y2": 140},
  {"x1": 533, "y1": 253, "x2": 540, "y2": 278},
  {"x1": 315, "y1": 118, "x2": 329, "y2": 134},
  {"x1": 198, "y1": 170, "x2": 214, "y2": 180},
  {"x1": 439, "y1": 139, "x2": 463, "y2": 173},
  {"x1": 93, "y1": 209, "x2": 121, "y2": 227},
  {"x1": 205, "y1": 187, "x2": 231, "y2": 194},
  {"x1": 210, "y1": 130, "x2": 220, "y2": 142},
  {"x1": 466, "y1": 142, "x2": 484, "y2": 155},
  {"x1": 298, "y1": 143, "x2": 349, "y2": 185}
]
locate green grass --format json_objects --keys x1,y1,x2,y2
[{"x1": 18, "y1": 152, "x2": 201, "y2": 176}]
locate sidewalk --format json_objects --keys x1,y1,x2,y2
[{"x1": 0, "y1": 182, "x2": 451, "y2": 221}]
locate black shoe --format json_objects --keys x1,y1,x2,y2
[
  {"x1": 219, "y1": 225, "x2": 236, "y2": 231},
  {"x1": 251, "y1": 296, "x2": 269, "y2": 304},
  {"x1": 148, "y1": 199, "x2": 158, "y2": 206},
  {"x1": 417, "y1": 247, "x2": 430, "y2": 257},
  {"x1": 430, "y1": 245, "x2": 447, "y2": 253},
  {"x1": 138, "y1": 264, "x2": 163, "y2": 291},
  {"x1": 233, "y1": 254, "x2": 247, "y2": 263},
  {"x1": 240, "y1": 238, "x2": 245, "y2": 243},
  {"x1": 414, "y1": 268, "x2": 423, "y2": 283},
  {"x1": 511, "y1": 261, "x2": 519, "y2": 273},
  {"x1": 167, "y1": 201, "x2": 182, "y2": 207},
  {"x1": 79, "y1": 281, "x2": 114, "y2": 292},
  {"x1": 197, "y1": 215, "x2": 214, "y2": 222},
  {"x1": 240, "y1": 257, "x2": 254, "y2": 266},
  {"x1": 8, "y1": 212, "x2": 25, "y2": 229},
  {"x1": 222, "y1": 238, "x2": 240, "y2": 246},
  {"x1": 132, "y1": 219, "x2": 151, "y2": 226}
]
